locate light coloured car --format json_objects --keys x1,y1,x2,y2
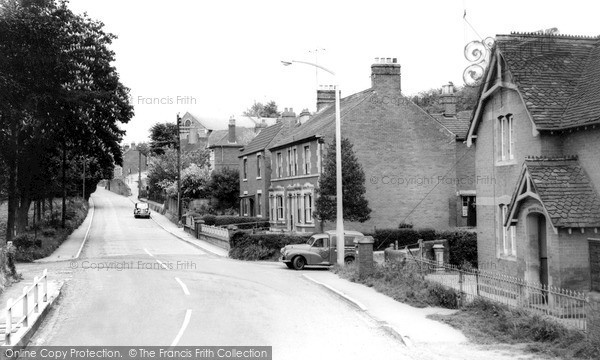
[
  {"x1": 134, "y1": 202, "x2": 151, "y2": 218},
  {"x1": 280, "y1": 230, "x2": 363, "y2": 270}
]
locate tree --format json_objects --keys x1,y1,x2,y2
[
  {"x1": 207, "y1": 168, "x2": 239, "y2": 213},
  {"x1": 146, "y1": 147, "x2": 210, "y2": 201},
  {"x1": 410, "y1": 84, "x2": 480, "y2": 114},
  {"x1": 0, "y1": 0, "x2": 133, "y2": 237},
  {"x1": 149, "y1": 122, "x2": 178, "y2": 155},
  {"x1": 243, "y1": 100, "x2": 281, "y2": 118},
  {"x1": 314, "y1": 138, "x2": 371, "y2": 224},
  {"x1": 177, "y1": 164, "x2": 211, "y2": 203}
]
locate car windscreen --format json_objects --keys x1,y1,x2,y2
[{"x1": 136, "y1": 203, "x2": 149, "y2": 209}]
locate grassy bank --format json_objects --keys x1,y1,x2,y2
[
  {"x1": 333, "y1": 260, "x2": 600, "y2": 359},
  {"x1": 430, "y1": 299, "x2": 600, "y2": 359},
  {"x1": 0, "y1": 198, "x2": 89, "y2": 262},
  {"x1": 333, "y1": 261, "x2": 459, "y2": 308}
]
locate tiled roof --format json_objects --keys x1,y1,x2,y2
[
  {"x1": 430, "y1": 110, "x2": 472, "y2": 140},
  {"x1": 239, "y1": 122, "x2": 283, "y2": 156},
  {"x1": 207, "y1": 127, "x2": 256, "y2": 148},
  {"x1": 269, "y1": 89, "x2": 374, "y2": 149},
  {"x1": 496, "y1": 33, "x2": 600, "y2": 130},
  {"x1": 526, "y1": 156, "x2": 600, "y2": 227}
]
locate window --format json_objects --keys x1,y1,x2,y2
[
  {"x1": 270, "y1": 197, "x2": 274, "y2": 221},
  {"x1": 287, "y1": 149, "x2": 292, "y2": 176},
  {"x1": 276, "y1": 196, "x2": 284, "y2": 220},
  {"x1": 304, "y1": 193, "x2": 313, "y2": 223},
  {"x1": 242, "y1": 199, "x2": 248, "y2": 216},
  {"x1": 277, "y1": 153, "x2": 283, "y2": 178},
  {"x1": 256, "y1": 154, "x2": 262, "y2": 178},
  {"x1": 242, "y1": 158, "x2": 247, "y2": 180},
  {"x1": 498, "y1": 114, "x2": 514, "y2": 162},
  {"x1": 304, "y1": 145, "x2": 311, "y2": 174},
  {"x1": 292, "y1": 148, "x2": 298, "y2": 176},
  {"x1": 500, "y1": 204, "x2": 516, "y2": 256},
  {"x1": 257, "y1": 194, "x2": 262, "y2": 216},
  {"x1": 462, "y1": 197, "x2": 469, "y2": 217}
]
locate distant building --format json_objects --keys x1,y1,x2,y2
[{"x1": 207, "y1": 117, "x2": 258, "y2": 171}]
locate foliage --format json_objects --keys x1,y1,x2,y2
[
  {"x1": 179, "y1": 164, "x2": 211, "y2": 202},
  {"x1": 149, "y1": 122, "x2": 178, "y2": 155},
  {"x1": 146, "y1": 147, "x2": 210, "y2": 200},
  {"x1": 372, "y1": 228, "x2": 437, "y2": 250},
  {"x1": 431, "y1": 297, "x2": 599, "y2": 359},
  {"x1": 333, "y1": 261, "x2": 459, "y2": 308},
  {"x1": 314, "y1": 138, "x2": 371, "y2": 223},
  {"x1": 229, "y1": 232, "x2": 310, "y2": 261},
  {"x1": 243, "y1": 100, "x2": 281, "y2": 118},
  {"x1": 0, "y1": 0, "x2": 133, "y2": 240},
  {"x1": 207, "y1": 168, "x2": 240, "y2": 213},
  {"x1": 201, "y1": 215, "x2": 269, "y2": 229},
  {"x1": 410, "y1": 84, "x2": 480, "y2": 114}
]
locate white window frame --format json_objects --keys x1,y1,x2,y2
[
  {"x1": 500, "y1": 204, "x2": 516, "y2": 257},
  {"x1": 256, "y1": 153, "x2": 262, "y2": 179},
  {"x1": 276, "y1": 152, "x2": 282, "y2": 178},
  {"x1": 304, "y1": 193, "x2": 313, "y2": 223},
  {"x1": 242, "y1": 157, "x2": 248, "y2": 180},
  {"x1": 257, "y1": 193, "x2": 262, "y2": 216},
  {"x1": 276, "y1": 195, "x2": 284, "y2": 220},
  {"x1": 304, "y1": 145, "x2": 311, "y2": 175}
]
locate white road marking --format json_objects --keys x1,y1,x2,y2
[
  {"x1": 75, "y1": 197, "x2": 95, "y2": 259},
  {"x1": 144, "y1": 248, "x2": 154, "y2": 257},
  {"x1": 156, "y1": 260, "x2": 169, "y2": 270},
  {"x1": 175, "y1": 277, "x2": 190, "y2": 295},
  {"x1": 171, "y1": 309, "x2": 192, "y2": 347}
]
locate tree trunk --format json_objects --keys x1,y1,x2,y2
[
  {"x1": 6, "y1": 160, "x2": 17, "y2": 242},
  {"x1": 16, "y1": 196, "x2": 31, "y2": 234},
  {"x1": 62, "y1": 141, "x2": 66, "y2": 228}
]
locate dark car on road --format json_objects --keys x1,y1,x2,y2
[{"x1": 134, "y1": 202, "x2": 151, "y2": 218}]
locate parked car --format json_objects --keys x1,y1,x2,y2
[
  {"x1": 280, "y1": 230, "x2": 363, "y2": 270},
  {"x1": 134, "y1": 202, "x2": 151, "y2": 218}
]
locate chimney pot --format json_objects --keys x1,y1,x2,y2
[{"x1": 228, "y1": 117, "x2": 236, "y2": 143}]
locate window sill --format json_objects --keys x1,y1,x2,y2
[
  {"x1": 495, "y1": 160, "x2": 517, "y2": 167},
  {"x1": 497, "y1": 253, "x2": 517, "y2": 261},
  {"x1": 242, "y1": 179, "x2": 247, "y2": 182},
  {"x1": 256, "y1": 177, "x2": 262, "y2": 180}
]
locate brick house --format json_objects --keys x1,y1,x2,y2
[
  {"x1": 267, "y1": 58, "x2": 473, "y2": 234},
  {"x1": 466, "y1": 32, "x2": 600, "y2": 291},
  {"x1": 207, "y1": 118, "x2": 257, "y2": 171}
]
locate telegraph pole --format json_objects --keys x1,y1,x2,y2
[
  {"x1": 176, "y1": 113, "x2": 182, "y2": 222},
  {"x1": 138, "y1": 149, "x2": 142, "y2": 199}
]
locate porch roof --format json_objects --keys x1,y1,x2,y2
[{"x1": 507, "y1": 156, "x2": 600, "y2": 228}]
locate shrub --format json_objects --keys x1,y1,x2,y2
[
  {"x1": 13, "y1": 234, "x2": 35, "y2": 249},
  {"x1": 437, "y1": 230, "x2": 477, "y2": 267},
  {"x1": 229, "y1": 232, "x2": 310, "y2": 261},
  {"x1": 398, "y1": 222, "x2": 413, "y2": 229},
  {"x1": 201, "y1": 215, "x2": 269, "y2": 229}
]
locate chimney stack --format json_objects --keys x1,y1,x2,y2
[
  {"x1": 316, "y1": 85, "x2": 337, "y2": 112},
  {"x1": 440, "y1": 82, "x2": 457, "y2": 116},
  {"x1": 298, "y1": 108, "x2": 311, "y2": 125},
  {"x1": 228, "y1": 117, "x2": 236, "y2": 143},
  {"x1": 371, "y1": 57, "x2": 401, "y2": 93}
]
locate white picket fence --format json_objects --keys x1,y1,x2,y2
[
  {"x1": 199, "y1": 224, "x2": 229, "y2": 240},
  {"x1": 4, "y1": 269, "x2": 48, "y2": 345}
]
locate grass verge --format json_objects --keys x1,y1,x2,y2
[
  {"x1": 332, "y1": 261, "x2": 459, "y2": 308},
  {"x1": 11, "y1": 198, "x2": 89, "y2": 262},
  {"x1": 430, "y1": 298, "x2": 600, "y2": 359}
]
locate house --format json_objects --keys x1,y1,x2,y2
[
  {"x1": 207, "y1": 118, "x2": 257, "y2": 171},
  {"x1": 267, "y1": 58, "x2": 472, "y2": 234},
  {"x1": 237, "y1": 108, "x2": 304, "y2": 218},
  {"x1": 429, "y1": 83, "x2": 476, "y2": 228},
  {"x1": 466, "y1": 32, "x2": 600, "y2": 291}
]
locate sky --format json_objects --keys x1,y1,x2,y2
[{"x1": 66, "y1": 0, "x2": 600, "y2": 145}]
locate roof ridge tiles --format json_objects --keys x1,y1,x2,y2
[{"x1": 525, "y1": 155, "x2": 579, "y2": 161}]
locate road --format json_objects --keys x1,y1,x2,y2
[{"x1": 29, "y1": 189, "x2": 412, "y2": 359}]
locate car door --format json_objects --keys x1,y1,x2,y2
[{"x1": 310, "y1": 237, "x2": 330, "y2": 264}]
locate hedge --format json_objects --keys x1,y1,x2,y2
[
  {"x1": 201, "y1": 215, "x2": 270, "y2": 230},
  {"x1": 229, "y1": 232, "x2": 311, "y2": 261},
  {"x1": 372, "y1": 228, "x2": 477, "y2": 268}
]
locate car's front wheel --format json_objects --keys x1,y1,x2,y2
[
  {"x1": 345, "y1": 257, "x2": 355, "y2": 265},
  {"x1": 285, "y1": 263, "x2": 294, "y2": 269},
  {"x1": 292, "y1": 256, "x2": 306, "y2": 270}
]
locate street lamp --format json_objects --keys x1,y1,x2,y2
[
  {"x1": 281, "y1": 60, "x2": 345, "y2": 266},
  {"x1": 176, "y1": 113, "x2": 182, "y2": 223}
]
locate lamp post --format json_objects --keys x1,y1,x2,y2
[{"x1": 281, "y1": 60, "x2": 345, "y2": 266}]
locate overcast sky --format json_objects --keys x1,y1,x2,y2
[{"x1": 67, "y1": 0, "x2": 599, "y2": 144}]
